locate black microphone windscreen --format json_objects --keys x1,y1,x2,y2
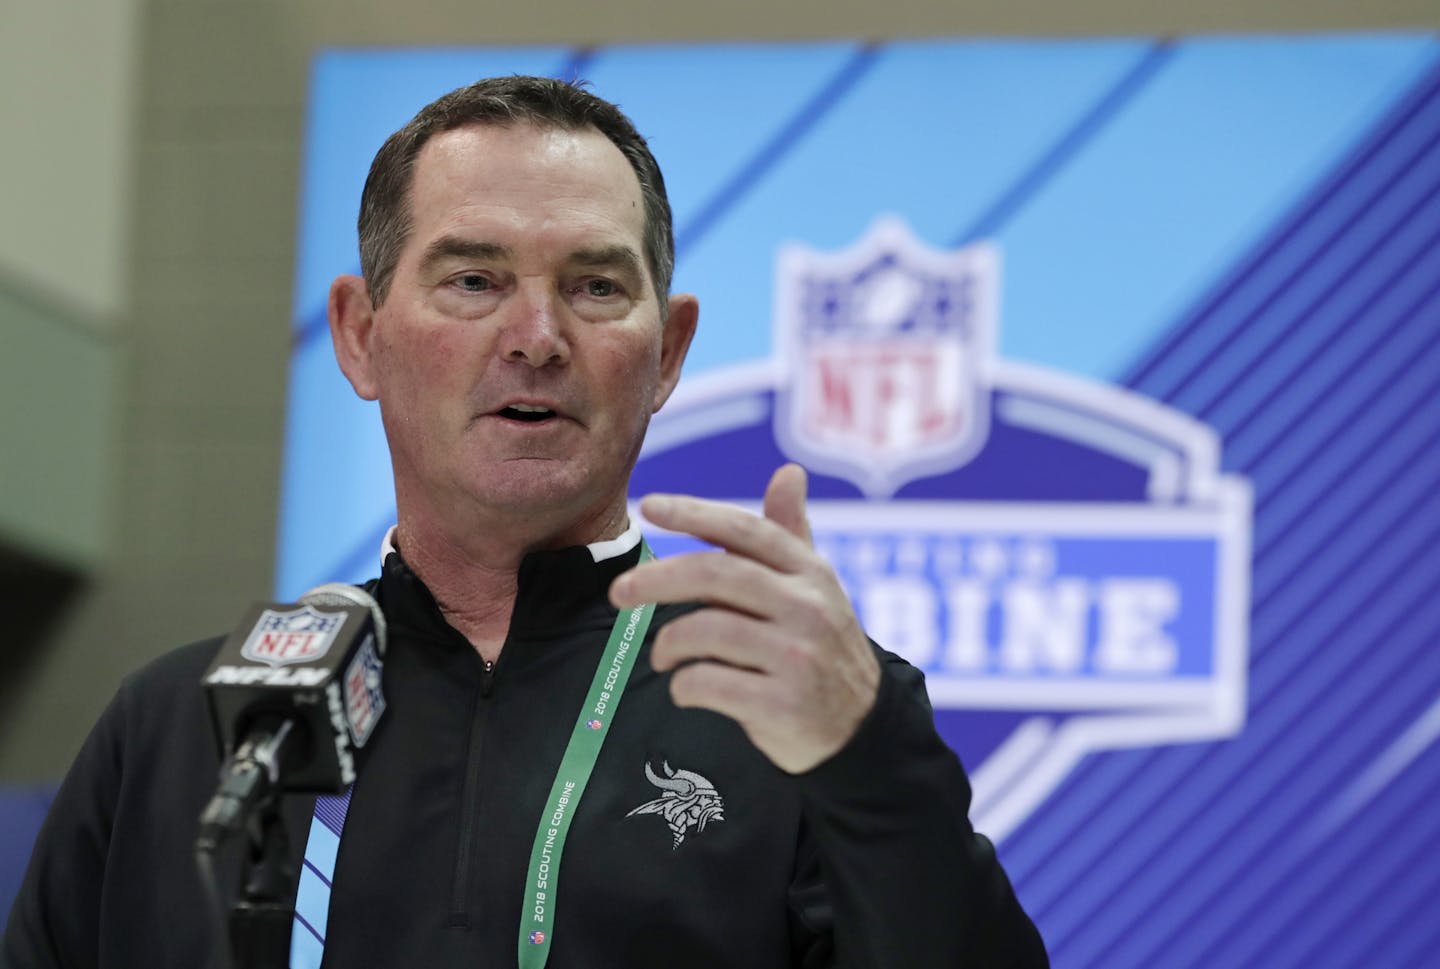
[{"x1": 201, "y1": 585, "x2": 388, "y2": 792}]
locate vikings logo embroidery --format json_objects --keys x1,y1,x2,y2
[{"x1": 625, "y1": 760, "x2": 725, "y2": 849}]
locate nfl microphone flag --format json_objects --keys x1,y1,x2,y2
[{"x1": 202, "y1": 584, "x2": 387, "y2": 795}]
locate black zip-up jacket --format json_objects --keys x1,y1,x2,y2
[{"x1": 3, "y1": 539, "x2": 1047, "y2": 968}]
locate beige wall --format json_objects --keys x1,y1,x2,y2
[
  {"x1": 0, "y1": 0, "x2": 137, "y2": 574},
  {"x1": 1, "y1": 0, "x2": 1436, "y2": 779},
  {"x1": 0, "y1": 0, "x2": 137, "y2": 324}
]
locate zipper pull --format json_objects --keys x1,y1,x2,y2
[{"x1": 480, "y1": 658, "x2": 496, "y2": 698}]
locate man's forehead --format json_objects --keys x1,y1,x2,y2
[
  {"x1": 404, "y1": 121, "x2": 646, "y2": 240},
  {"x1": 413, "y1": 121, "x2": 638, "y2": 196}
]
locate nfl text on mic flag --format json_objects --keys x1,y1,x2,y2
[{"x1": 196, "y1": 584, "x2": 388, "y2": 849}]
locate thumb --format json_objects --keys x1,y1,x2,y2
[{"x1": 763, "y1": 463, "x2": 812, "y2": 545}]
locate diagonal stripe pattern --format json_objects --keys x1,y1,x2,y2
[{"x1": 1001, "y1": 55, "x2": 1440, "y2": 968}]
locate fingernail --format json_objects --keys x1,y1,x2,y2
[{"x1": 643, "y1": 494, "x2": 674, "y2": 516}]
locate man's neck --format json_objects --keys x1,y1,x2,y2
[{"x1": 394, "y1": 503, "x2": 630, "y2": 663}]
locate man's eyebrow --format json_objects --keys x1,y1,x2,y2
[
  {"x1": 567, "y1": 245, "x2": 644, "y2": 279},
  {"x1": 418, "y1": 236, "x2": 511, "y2": 273}
]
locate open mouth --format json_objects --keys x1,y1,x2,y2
[{"x1": 498, "y1": 404, "x2": 556, "y2": 423}]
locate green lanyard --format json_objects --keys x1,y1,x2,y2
[{"x1": 517, "y1": 540, "x2": 656, "y2": 969}]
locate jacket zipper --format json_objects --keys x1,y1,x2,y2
[{"x1": 448, "y1": 656, "x2": 496, "y2": 924}]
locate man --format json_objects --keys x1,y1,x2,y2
[{"x1": 4, "y1": 76, "x2": 1046, "y2": 967}]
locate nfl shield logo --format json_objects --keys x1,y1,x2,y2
[
  {"x1": 240, "y1": 605, "x2": 347, "y2": 667},
  {"x1": 773, "y1": 217, "x2": 998, "y2": 497},
  {"x1": 343, "y1": 632, "x2": 386, "y2": 747}
]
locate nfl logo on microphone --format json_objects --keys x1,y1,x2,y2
[{"x1": 240, "y1": 605, "x2": 347, "y2": 667}]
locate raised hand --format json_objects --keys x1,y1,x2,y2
[{"x1": 610, "y1": 464, "x2": 881, "y2": 773}]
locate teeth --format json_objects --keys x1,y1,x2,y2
[{"x1": 500, "y1": 403, "x2": 555, "y2": 423}]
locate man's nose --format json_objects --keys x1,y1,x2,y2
[{"x1": 498, "y1": 281, "x2": 569, "y2": 367}]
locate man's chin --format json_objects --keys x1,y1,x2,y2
[{"x1": 465, "y1": 466, "x2": 615, "y2": 524}]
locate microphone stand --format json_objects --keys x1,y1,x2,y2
[
  {"x1": 196, "y1": 721, "x2": 302, "y2": 969},
  {"x1": 230, "y1": 797, "x2": 296, "y2": 969}
]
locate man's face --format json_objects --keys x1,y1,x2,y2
[{"x1": 333, "y1": 122, "x2": 695, "y2": 544}]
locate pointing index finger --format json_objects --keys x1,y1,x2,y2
[{"x1": 640, "y1": 493, "x2": 813, "y2": 574}]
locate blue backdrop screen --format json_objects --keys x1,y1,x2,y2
[{"x1": 281, "y1": 36, "x2": 1440, "y2": 968}]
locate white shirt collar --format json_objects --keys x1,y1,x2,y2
[
  {"x1": 585, "y1": 517, "x2": 642, "y2": 562},
  {"x1": 379, "y1": 519, "x2": 641, "y2": 567}
]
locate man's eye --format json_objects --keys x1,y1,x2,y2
[
  {"x1": 585, "y1": 279, "x2": 618, "y2": 298},
  {"x1": 456, "y1": 274, "x2": 491, "y2": 292}
]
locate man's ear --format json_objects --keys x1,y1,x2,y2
[
  {"x1": 652, "y1": 293, "x2": 699, "y2": 413},
  {"x1": 329, "y1": 274, "x2": 381, "y2": 401}
]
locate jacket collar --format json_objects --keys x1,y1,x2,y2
[{"x1": 373, "y1": 526, "x2": 646, "y2": 653}]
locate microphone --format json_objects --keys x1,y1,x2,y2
[{"x1": 196, "y1": 584, "x2": 388, "y2": 851}]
